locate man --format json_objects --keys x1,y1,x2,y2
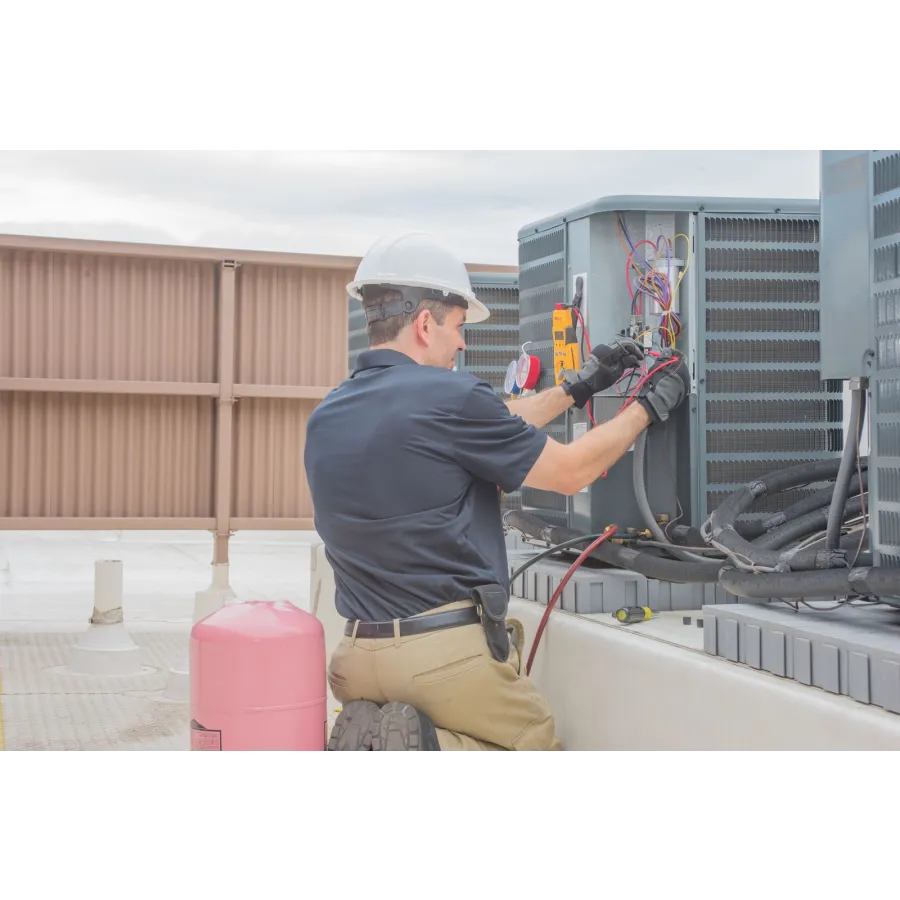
[{"x1": 304, "y1": 232, "x2": 690, "y2": 750}]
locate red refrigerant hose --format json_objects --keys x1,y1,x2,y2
[{"x1": 524, "y1": 525, "x2": 618, "y2": 676}]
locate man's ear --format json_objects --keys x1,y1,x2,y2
[{"x1": 414, "y1": 309, "x2": 433, "y2": 343}]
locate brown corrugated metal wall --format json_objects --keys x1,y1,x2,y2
[{"x1": 0, "y1": 233, "x2": 514, "y2": 560}]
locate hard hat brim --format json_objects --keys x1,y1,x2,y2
[{"x1": 347, "y1": 279, "x2": 491, "y2": 324}]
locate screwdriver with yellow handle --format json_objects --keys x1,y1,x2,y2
[{"x1": 613, "y1": 606, "x2": 654, "y2": 625}]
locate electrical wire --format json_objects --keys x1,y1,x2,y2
[
  {"x1": 525, "y1": 526, "x2": 617, "y2": 676},
  {"x1": 507, "y1": 532, "x2": 609, "y2": 584},
  {"x1": 599, "y1": 353, "x2": 683, "y2": 479},
  {"x1": 617, "y1": 216, "x2": 689, "y2": 350}
]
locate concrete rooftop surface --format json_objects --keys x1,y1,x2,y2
[{"x1": 0, "y1": 530, "x2": 320, "y2": 751}]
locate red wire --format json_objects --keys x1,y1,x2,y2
[
  {"x1": 570, "y1": 306, "x2": 596, "y2": 427},
  {"x1": 598, "y1": 356, "x2": 681, "y2": 479},
  {"x1": 524, "y1": 526, "x2": 617, "y2": 677}
]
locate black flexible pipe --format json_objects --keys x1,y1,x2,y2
[
  {"x1": 504, "y1": 510, "x2": 724, "y2": 583},
  {"x1": 825, "y1": 387, "x2": 865, "y2": 551},
  {"x1": 633, "y1": 431, "x2": 714, "y2": 564},
  {"x1": 720, "y1": 564, "x2": 900, "y2": 601},
  {"x1": 701, "y1": 457, "x2": 868, "y2": 571},
  {"x1": 754, "y1": 496, "x2": 866, "y2": 551},
  {"x1": 753, "y1": 471, "x2": 867, "y2": 538}
]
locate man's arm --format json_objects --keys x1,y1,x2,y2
[
  {"x1": 523, "y1": 403, "x2": 650, "y2": 495},
  {"x1": 504, "y1": 337, "x2": 644, "y2": 428},
  {"x1": 505, "y1": 387, "x2": 574, "y2": 429},
  {"x1": 522, "y1": 353, "x2": 691, "y2": 496}
]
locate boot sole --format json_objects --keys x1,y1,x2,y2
[
  {"x1": 327, "y1": 700, "x2": 382, "y2": 750},
  {"x1": 372, "y1": 701, "x2": 440, "y2": 751}
]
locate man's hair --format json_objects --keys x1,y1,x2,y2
[{"x1": 364, "y1": 288, "x2": 450, "y2": 346}]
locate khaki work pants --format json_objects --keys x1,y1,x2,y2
[{"x1": 328, "y1": 600, "x2": 562, "y2": 750}]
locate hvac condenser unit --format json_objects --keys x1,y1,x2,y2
[
  {"x1": 516, "y1": 195, "x2": 842, "y2": 535},
  {"x1": 347, "y1": 293, "x2": 367, "y2": 376},
  {"x1": 820, "y1": 151, "x2": 900, "y2": 571},
  {"x1": 455, "y1": 273, "x2": 522, "y2": 510}
]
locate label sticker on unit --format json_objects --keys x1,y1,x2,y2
[{"x1": 190, "y1": 719, "x2": 222, "y2": 750}]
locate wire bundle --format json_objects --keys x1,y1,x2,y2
[{"x1": 616, "y1": 215, "x2": 689, "y2": 349}]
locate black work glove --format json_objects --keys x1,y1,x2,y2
[
  {"x1": 635, "y1": 351, "x2": 691, "y2": 425},
  {"x1": 561, "y1": 339, "x2": 644, "y2": 409}
]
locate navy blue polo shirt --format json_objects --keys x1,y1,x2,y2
[{"x1": 304, "y1": 349, "x2": 548, "y2": 622}]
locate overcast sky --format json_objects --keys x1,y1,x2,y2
[{"x1": 0, "y1": 150, "x2": 820, "y2": 266}]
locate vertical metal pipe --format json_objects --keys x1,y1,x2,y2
[{"x1": 214, "y1": 261, "x2": 238, "y2": 565}]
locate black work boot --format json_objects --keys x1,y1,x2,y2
[
  {"x1": 371, "y1": 701, "x2": 441, "y2": 751},
  {"x1": 327, "y1": 700, "x2": 383, "y2": 750}
]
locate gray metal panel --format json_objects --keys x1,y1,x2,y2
[
  {"x1": 519, "y1": 194, "x2": 819, "y2": 239},
  {"x1": 563, "y1": 207, "x2": 693, "y2": 535},
  {"x1": 819, "y1": 150, "x2": 873, "y2": 380},
  {"x1": 869, "y1": 151, "x2": 900, "y2": 575},
  {"x1": 460, "y1": 272, "x2": 522, "y2": 511},
  {"x1": 518, "y1": 225, "x2": 569, "y2": 526},
  {"x1": 702, "y1": 602, "x2": 900, "y2": 714}
]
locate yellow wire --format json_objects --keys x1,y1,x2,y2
[{"x1": 669, "y1": 233, "x2": 691, "y2": 309}]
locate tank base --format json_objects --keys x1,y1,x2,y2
[
  {"x1": 67, "y1": 622, "x2": 144, "y2": 678},
  {"x1": 163, "y1": 663, "x2": 190, "y2": 701}
]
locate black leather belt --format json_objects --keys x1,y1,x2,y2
[{"x1": 345, "y1": 606, "x2": 481, "y2": 639}]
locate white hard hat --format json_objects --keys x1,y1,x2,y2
[{"x1": 347, "y1": 231, "x2": 490, "y2": 324}]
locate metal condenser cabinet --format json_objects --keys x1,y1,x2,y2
[{"x1": 516, "y1": 195, "x2": 842, "y2": 534}]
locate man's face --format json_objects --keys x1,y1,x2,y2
[{"x1": 423, "y1": 305, "x2": 467, "y2": 370}]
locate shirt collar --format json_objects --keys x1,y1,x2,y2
[{"x1": 352, "y1": 349, "x2": 418, "y2": 375}]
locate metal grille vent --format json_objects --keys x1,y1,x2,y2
[
  {"x1": 518, "y1": 229, "x2": 564, "y2": 265},
  {"x1": 349, "y1": 331, "x2": 369, "y2": 353},
  {"x1": 519, "y1": 258, "x2": 565, "y2": 292},
  {"x1": 706, "y1": 279, "x2": 819, "y2": 304},
  {"x1": 876, "y1": 378, "x2": 900, "y2": 414},
  {"x1": 462, "y1": 348, "x2": 517, "y2": 367},
  {"x1": 705, "y1": 399, "x2": 840, "y2": 425},
  {"x1": 877, "y1": 422, "x2": 900, "y2": 458},
  {"x1": 707, "y1": 459, "x2": 823, "y2": 485},
  {"x1": 520, "y1": 286, "x2": 566, "y2": 319},
  {"x1": 706, "y1": 308, "x2": 819, "y2": 333},
  {"x1": 472, "y1": 305, "x2": 518, "y2": 328},
  {"x1": 520, "y1": 487, "x2": 567, "y2": 512},
  {"x1": 347, "y1": 298, "x2": 368, "y2": 374},
  {"x1": 705, "y1": 339, "x2": 820, "y2": 364},
  {"x1": 872, "y1": 153, "x2": 900, "y2": 569},
  {"x1": 879, "y1": 511, "x2": 900, "y2": 548},
  {"x1": 875, "y1": 197, "x2": 900, "y2": 241},
  {"x1": 517, "y1": 228, "x2": 563, "y2": 524},
  {"x1": 877, "y1": 467, "x2": 900, "y2": 503},
  {"x1": 707, "y1": 428, "x2": 843, "y2": 455},
  {"x1": 518, "y1": 226, "x2": 565, "y2": 400},
  {"x1": 876, "y1": 288, "x2": 900, "y2": 326},
  {"x1": 874, "y1": 152, "x2": 900, "y2": 196},
  {"x1": 877, "y1": 334, "x2": 900, "y2": 371},
  {"x1": 706, "y1": 369, "x2": 836, "y2": 394},
  {"x1": 875, "y1": 243, "x2": 900, "y2": 283},
  {"x1": 464, "y1": 328, "x2": 520, "y2": 348},
  {"x1": 705, "y1": 217, "x2": 819, "y2": 243},
  {"x1": 706, "y1": 248, "x2": 819, "y2": 274}
]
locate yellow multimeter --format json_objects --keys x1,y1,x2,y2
[{"x1": 552, "y1": 305, "x2": 582, "y2": 385}]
